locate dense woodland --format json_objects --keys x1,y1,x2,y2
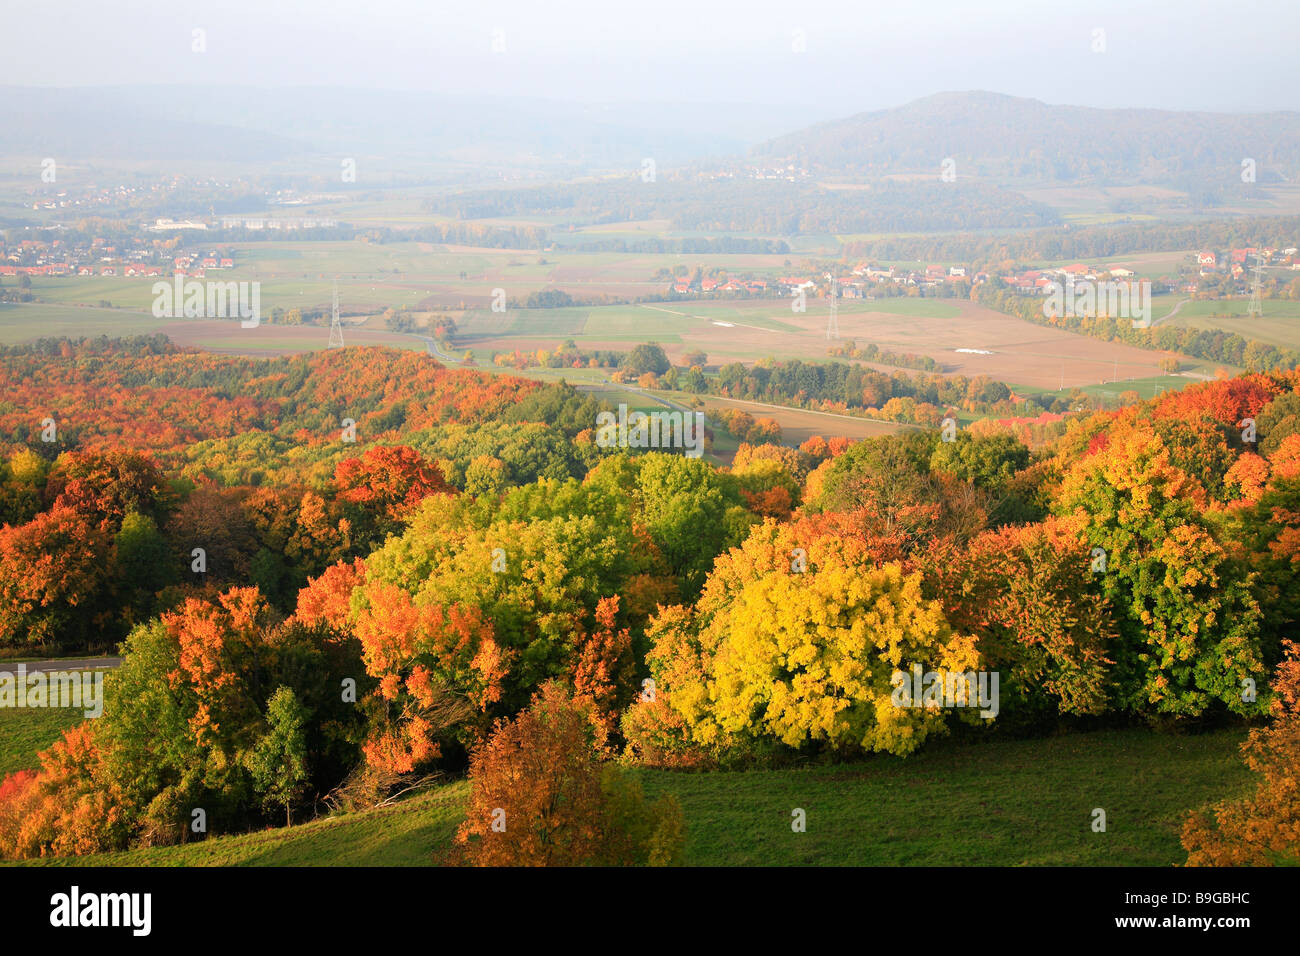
[{"x1": 0, "y1": 338, "x2": 1298, "y2": 865}]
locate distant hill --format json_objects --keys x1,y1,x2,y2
[
  {"x1": 0, "y1": 86, "x2": 819, "y2": 169},
  {"x1": 752, "y1": 91, "x2": 1300, "y2": 184}
]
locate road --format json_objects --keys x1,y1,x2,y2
[
  {"x1": 0, "y1": 657, "x2": 122, "y2": 674},
  {"x1": 1152, "y1": 297, "x2": 1191, "y2": 327}
]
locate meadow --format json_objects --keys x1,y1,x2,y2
[{"x1": 12, "y1": 727, "x2": 1252, "y2": 867}]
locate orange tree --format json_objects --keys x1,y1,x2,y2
[{"x1": 449, "y1": 681, "x2": 683, "y2": 866}]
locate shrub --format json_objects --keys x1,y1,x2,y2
[{"x1": 449, "y1": 681, "x2": 684, "y2": 866}]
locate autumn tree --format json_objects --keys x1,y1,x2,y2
[
  {"x1": 1183, "y1": 641, "x2": 1300, "y2": 866},
  {"x1": 449, "y1": 681, "x2": 684, "y2": 866},
  {"x1": 628, "y1": 524, "x2": 981, "y2": 761},
  {"x1": 334, "y1": 444, "x2": 453, "y2": 545},
  {"x1": 0, "y1": 504, "x2": 113, "y2": 650},
  {"x1": 1056, "y1": 424, "x2": 1269, "y2": 717}
]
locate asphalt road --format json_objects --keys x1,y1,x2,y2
[{"x1": 0, "y1": 657, "x2": 122, "y2": 674}]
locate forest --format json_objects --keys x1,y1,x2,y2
[
  {"x1": 425, "y1": 178, "x2": 1060, "y2": 234},
  {"x1": 0, "y1": 337, "x2": 1297, "y2": 866}
]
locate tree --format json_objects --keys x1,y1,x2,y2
[
  {"x1": 1056, "y1": 424, "x2": 1270, "y2": 717},
  {"x1": 631, "y1": 526, "x2": 981, "y2": 761},
  {"x1": 627, "y1": 343, "x2": 670, "y2": 377},
  {"x1": 449, "y1": 681, "x2": 684, "y2": 866},
  {"x1": 248, "y1": 687, "x2": 311, "y2": 827},
  {"x1": 631, "y1": 453, "x2": 749, "y2": 597},
  {"x1": 1183, "y1": 642, "x2": 1300, "y2": 866},
  {"x1": 0, "y1": 505, "x2": 112, "y2": 650},
  {"x1": 113, "y1": 510, "x2": 173, "y2": 625}
]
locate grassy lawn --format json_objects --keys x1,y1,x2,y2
[
  {"x1": 0, "y1": 706, "x2": 85, "y2": 777},
  {"x1": 13, "y1": 726, "x2": 1251, "y2": 867}
]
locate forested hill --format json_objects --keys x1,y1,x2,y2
[{"x1": 753, "y1": 91, "x2": 1300, "y2": 183}]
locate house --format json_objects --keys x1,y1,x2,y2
[
  {"x1": 948, "y1": 266, "x2": 967, "y2": 277},
  {"x1": 1197, "y1": 252, "x2": 1216, "y2": 267},
  {"x1": 1109, "y1": 267, "x2": 1135, "y2": 278},
  {"x1": 100, "y1": 266, "x2": 115, "y2": 276},
  {"x1": 219, "y1": 258, "x2": 234, "y2": 268}
]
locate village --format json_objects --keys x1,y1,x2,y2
[
  {"x1": 663, "y1": 244, "x2": 1300, "y2": 302},
  {"x1": 0, "y1": 229, "x2": 240, "y2": 279}
]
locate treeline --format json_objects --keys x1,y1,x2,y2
[
  {"x1": 675, "y1": 358, "x2": 1077, "y2": 426},
  {"x1": 974, "y1": 284, "x2": 1300, "y2": 372},
  {"x1": 426, "y1": 178, "x2": 1060, "y2": 235},
  {"x1": 842, "y1": 213, "x2": 1300, "y2": 265},
  {"x1": 553, "y1": 236, "x2": 791, "y2": 254},
  {"x1": 827, "y1": 339, "x2": 940, "y2": 371}
]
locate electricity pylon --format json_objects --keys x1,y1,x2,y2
[
  {"x1": 826, "y1": 273, "x2": 839, "y2": 340},
  {"x1": 1247, "y1": 251, "x2": 1264, "y2": 319},
  {"x1": 328, "y1": 278, "x2": 345, "y2": 348}
]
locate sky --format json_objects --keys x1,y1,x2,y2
[{"x1": 3, "y1": 0, "x2": 1297, "y2": 116}]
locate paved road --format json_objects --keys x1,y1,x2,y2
[
  {"x1": 414, "y1": 334, "x2": 458, "y2": 362},
  {"x1": 0, "y1": 657, "x2": 121, "y2": 674}
]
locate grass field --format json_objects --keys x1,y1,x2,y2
[
  {"x1": 1161, "y1": 298, "x2": 1300, "y2": 351},
  {"x1": 13, "y1": 726, "x2": 1251, "y2": 867},
  {"x1": 0, "y1": 703, "x2": 85, "y2": 777},
  {"x1": 0, "y1": 302, "x2": 174, "y2": 344}
]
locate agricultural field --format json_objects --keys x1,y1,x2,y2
[
  {"x1": 460, "y1": 297, "x2": 1182, "y2": 390},
  {"x1": 13, "y1": 253, "x2": 1200, "y2": 394},
  {"x1": 1159, "y1": 297, "x2": 1300, "y2": 351}
]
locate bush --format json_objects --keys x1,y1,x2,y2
[{"x1": 448, "y1": 681, "x2": 684, "y2": 866}]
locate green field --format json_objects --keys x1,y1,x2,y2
[
  {"x1": 1161, "y1": 298, "x2": 1300, "y2": 351},
  {"x1": 0, "y1": 699, "x2": 86, "y2": 777},
  {"x1": 12, "y1": 727, "x2": 1251, "y2": 867},
  {"x1": 0, "y1": 302, "x2": 173, "y2": 344}
]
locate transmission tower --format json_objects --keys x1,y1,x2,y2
[
  {"x1": 825, "y1": 273, "x2": 839, "y2": 340},
  {"x1": 328, "y1": 278, "x2": 345, "y2": 349},
  {"x1": 1247, "y1": 251, "x2": 1264, "y2": 319}
]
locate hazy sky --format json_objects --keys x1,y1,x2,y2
[{"x1": 4, "y1": 0, "x2": 1296, "y2": 115}]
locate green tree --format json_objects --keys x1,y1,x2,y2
[{"x1": 248, "y1": 687, "x2": 311, "y2": 827}]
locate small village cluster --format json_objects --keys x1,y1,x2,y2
[
  {"x1": 0, "y1": 236, "x2": 235, "y2": 278},
  {"x1": 669, "y1": 245, "x2": 1300, "y2": 301}
]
